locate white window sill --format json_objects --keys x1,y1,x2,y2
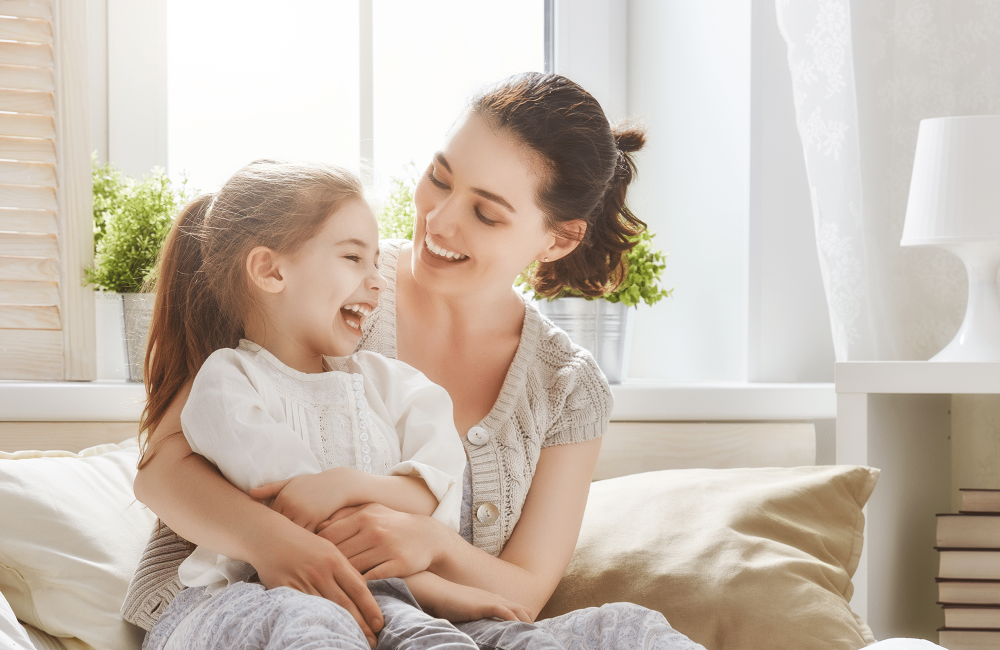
[{"x1": 0, "y1": 380, "x2": 836, "y2": 422}]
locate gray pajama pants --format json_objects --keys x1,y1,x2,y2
[{"x1": 143, "y1": 579, "x2": 705, "y2": 650}]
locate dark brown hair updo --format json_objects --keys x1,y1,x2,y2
[
  {"x1": 470, "y1": 72, "x2": 647, "y2": 297},
  {"x1": 139, "y1": 159, "x2": 365, "y2": 463}
]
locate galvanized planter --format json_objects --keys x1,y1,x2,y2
[
  {"x1": 121, "y1": 293, "x2": 155, "y2": 383},
  {"x1": 535, "y1": 297, "x2": 634, "y2": 383}
]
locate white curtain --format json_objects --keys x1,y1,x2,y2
[{"x1": 777, "y1": 0, "x2": 1000, "y2": 361}]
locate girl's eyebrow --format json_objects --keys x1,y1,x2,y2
[
  {"x1": 434, "y1": 152, "x2": 517, "y2": 213},
  {"x1": 335, "y1": 238, "x2": 369, "y2": 248}
]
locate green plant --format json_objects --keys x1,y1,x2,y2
[
  {"x1": 85, "y1": 157, "x2": 192, "y2": 293},
  {"x1": 377, "y1": 166, "x2": 417, "y2": 240},
  {"x1": 518, "y1": 228, "x2": 673, "y2": 308}
]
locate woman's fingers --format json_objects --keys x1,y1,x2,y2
[
  {"x1": 322, "y1": 569, "x2": 383, "y2": 648},
  {"x1": 248, "y1": 479, "x2": 289, "y2": 501}
]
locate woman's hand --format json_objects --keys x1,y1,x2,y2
[
  {"x1": 315, "y1": 503, "x2": 450, "y2": 579},
  {"x1": 404, "y1": 572, "x2": 534, "y2": 623},
  {"x1": 252, "y1": 521, "x2": 384, "y2": 645}
]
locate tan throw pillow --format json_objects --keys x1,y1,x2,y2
[
  {"x1": 0, "y1": 439, "x2": 154, "y2": 650},
  {"x1": 540, "y1": 465, "x2": 879, "y2": 650}
]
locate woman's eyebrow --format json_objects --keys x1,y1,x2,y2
[{"x1": 435, "y1": 152, "x2": 516, "y2": 213}]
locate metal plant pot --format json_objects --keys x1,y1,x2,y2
[
  {"x1": 535, "y1": 297, "x2": 635, "y2": 384},
  {"x1": 121, "y1": 293, "x2": 155, "y2": 383}
]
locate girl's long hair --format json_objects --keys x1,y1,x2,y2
[{"x1": 139, "y1": 159, "x2": 365, "y2": 466}]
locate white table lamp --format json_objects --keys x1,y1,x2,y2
[{"x1": 902, "y1": 115, "x2": 1000, "y2": 361}]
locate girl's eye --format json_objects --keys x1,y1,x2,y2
[
  {"x1": 475, "y1": 207, "x2": 498, "y2": 227},
  {"x1": 345, "y1": 255, "x2": 361, "y2": 263},
  {"x1": 427, "y1": 168, "x2": 449, "y2": 190}
]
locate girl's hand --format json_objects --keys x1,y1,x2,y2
[
  {"x1": 250, "y1": 470, "x2": 351, "y2": 533},
  {"x1": 316, "y1": 503, "x2": 447, "y2": 579},
  {"x1": 405, "y1": 572, "x2": 533, "y2": 623}
]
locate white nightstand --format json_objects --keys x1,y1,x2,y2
[{"x1": 836, "y1": 361, "x2": 1000, "y2": 641}]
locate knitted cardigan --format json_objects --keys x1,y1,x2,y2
[
  {"x1": 121, "y1": 239, "x2": 613, "y2": 630},
  {"x1": 357, "y1": 240, "x2": 613, "y2": 557}
]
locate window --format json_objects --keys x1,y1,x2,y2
[{"x1": 166, "y1": 1, "x2": 544, "y2": 195}]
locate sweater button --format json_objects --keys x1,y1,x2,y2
[
  {"x1": 476, "y1": 502, "x2": 499, "y2": 525},
  {"x1": 468, "y1": 426, "x2": 489, "y2": 446}
]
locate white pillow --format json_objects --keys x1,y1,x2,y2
[{"x1": 0, "y1": 439, "x2": 154, "y2": 650}]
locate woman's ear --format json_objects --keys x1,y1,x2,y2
[
  {"x1": 539, "y1": 219, "x2": 587, "y2": 262},
  {"x1": 246, "y1": 246, "x2": 285, "y2": 293}
]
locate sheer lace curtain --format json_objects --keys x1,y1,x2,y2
[{"x1": 776, "y1": 0, "x2": 1000, "y2": 362}]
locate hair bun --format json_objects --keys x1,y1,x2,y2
[{"x1": 613, "y1": 123, "x2": 646, "y2": 154}]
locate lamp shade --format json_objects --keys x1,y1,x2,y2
[{"x1": 901, "y1": 115, "x2": 1000, "y2": 246}]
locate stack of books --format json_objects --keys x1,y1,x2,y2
[{"x1": 937, "y1": 488, "x2": 1000, "y2": 650}]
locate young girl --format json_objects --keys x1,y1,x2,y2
[{"x1": 141, "y1": 159, "x2": 538, "y2": 649}]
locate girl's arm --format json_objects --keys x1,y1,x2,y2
[
  {"x1": 250, "y1": 469, "x2": 439, "y2": 532},
  {"x1": 320, "y1": 438, "x2": 602, "y2": 618},
  {"x1": 132, "y1": 382, "x2": 384, "y2": 646}
]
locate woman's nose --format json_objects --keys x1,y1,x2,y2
[{"x1": 425, "y1": 195, "x2": 459, "y2": 237}]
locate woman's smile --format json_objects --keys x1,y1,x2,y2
[{"x1": 422, "y1": 233, "x2": 468, "y2": 261}]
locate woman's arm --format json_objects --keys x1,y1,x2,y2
[
  {"x1": 132, "y1": 383, "x2": 384, "y2": 644},
  {"x1": 320, "y1": 438, "x2": 601, "y2": 618}
]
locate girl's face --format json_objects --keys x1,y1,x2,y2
[
  {"x1": 275, "y1": 199, "x2": 387, "y2": 357},
  {"x1": 411, "y1": 112, "x2": 556, "y2": 298}
]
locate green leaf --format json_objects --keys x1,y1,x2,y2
[
  {"x1": 516, "y1": 227, "x2": 674, "y2": 308},
  {"x1": 84, "y1": 156, "x2": 196, "y2": 293}
]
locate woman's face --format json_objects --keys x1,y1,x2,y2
[{"x1": 411, "y1": 111, "x2": 555, "y2": 299}]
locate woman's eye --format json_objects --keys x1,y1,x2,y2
[
  {"x1": 475, "y1": 208, "x2": 497, "y2": 227},
  {"x1": 427, "y1": 168, "x2": 449, "y2": 190}
]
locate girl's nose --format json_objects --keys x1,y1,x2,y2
[{"x1": 369, "y1": 267, "x2": 388, "y2": 293}]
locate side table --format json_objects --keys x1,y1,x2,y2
[{"x1": 836, "y1": 361, "x2": 1000, "y2": 641}]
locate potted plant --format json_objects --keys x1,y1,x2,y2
[
  {"x1": 86, "y1": 157, "x2": 190, "y2": 382},
  {"x1": 520, "y1": 228, "x2": 672, "y2": 383}
]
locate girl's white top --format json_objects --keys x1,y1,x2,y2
[{"x1": 177, "y1": 339, "x2": 465, "y2": 590}]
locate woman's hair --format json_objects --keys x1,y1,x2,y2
[
  {"x1": 138, "y1": 159, "x2": 365, "y2": 464},
  {"x1": 470, "y1": 72, "x2": 647, "y2": 297}
]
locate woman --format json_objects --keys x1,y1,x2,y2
[{"x1": 130, "y1": 72, "x2": 704, "y2": 650}]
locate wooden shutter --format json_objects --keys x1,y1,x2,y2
[{"x1": 0, "y1": 0, "x2": 93, "y2": 380}]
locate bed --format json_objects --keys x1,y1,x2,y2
[{"x1": 0, "y1": 420, "x2": 943, "y2": 650}]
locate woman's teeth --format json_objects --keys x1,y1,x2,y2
[{"x1": 424, "y1": 234, "x2": 467, "y2": 260}]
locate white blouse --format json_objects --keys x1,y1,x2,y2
[{"x1": 177, "y1": 340, "x2": 465, "y2": 590}]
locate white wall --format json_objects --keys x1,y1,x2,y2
[
  {"x1": 623, "y1": 0, "x2": 833, "y2": 382},
  {"x1": 626, "y1": 0, "x2": 752, "y2": 381},
  {"x1": 749, "y1": 0, "x2": 835, "y2": 382}
]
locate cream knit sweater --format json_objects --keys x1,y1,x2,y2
[
  {"x1": 358, "y1": 240, "x2": 613, "y2": 557},
  {"x1": 121, "y1": 239, "x2": 613, "y2": 630}
]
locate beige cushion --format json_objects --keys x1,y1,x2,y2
[
  {"x1": 0, "y1": 440, "x2": 154, "y2": 650},
  {"x1": 540, "y1": 465, "x2": 879, "y2": 650}
]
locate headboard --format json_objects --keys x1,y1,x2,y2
[{"x1": 0, "y1": 421, "x2": 818, "y2": 476}]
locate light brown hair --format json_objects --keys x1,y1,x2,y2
[{"x1": 138, "y1": 159, "x2": 365, "y2": 465}]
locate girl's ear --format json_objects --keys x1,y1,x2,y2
[
  {"x1": 539, "y1": 219, "x2": 587, "y2": 262},
  {"x1": 246, "y1": 246, "x2": 285, "y2": 293}
]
